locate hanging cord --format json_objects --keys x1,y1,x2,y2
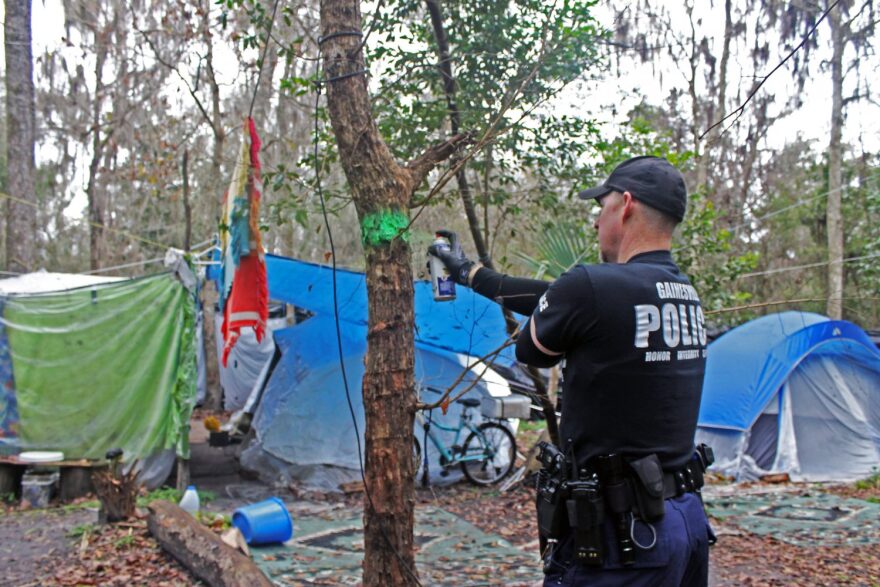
[
  {"x1": 312, "y1": 83, "x2": 423, "y2": 587},
  {"x1": 248, "y1": 0, "x2": 282, "y2": 118},
  {"x1": 0, "y1": 191, "x2": 170, "y2": 251}
]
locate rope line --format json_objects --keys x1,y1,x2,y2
[
  {"x1": 739, "y1": 252, "x2": 880, "y2": 278},
  {"x1": 0, "y1": 191, "x2": 170, "y2": 250},
  {"x1": 705, "y1": 296, "x2": 880, "y2": 316}
]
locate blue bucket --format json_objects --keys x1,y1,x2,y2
[{"x1": 232, "y1": 497, "x2": 293, "y2": 545}]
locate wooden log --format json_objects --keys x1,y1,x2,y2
[{"x1": 147, "y1": 500, "x2": 273, "y2": 587}]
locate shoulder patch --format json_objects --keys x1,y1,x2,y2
[{"x1": 538, "y1": 292, "x2": 549, "y2": 312}]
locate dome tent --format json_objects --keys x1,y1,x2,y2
[{"x1": 696, "y1": 311, "x2": 880, "y2": 481}]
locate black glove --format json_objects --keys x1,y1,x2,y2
[{"x1": 427, "y1": 230, "x2": 477, "y2": 286}]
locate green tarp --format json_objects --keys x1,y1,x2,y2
[{"x1": 1, "y1": 273, "x2": 196, "y2": 459}]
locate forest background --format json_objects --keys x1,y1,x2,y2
[{"x1": 2, "y1": 0, "x2": 879, "y2": 330}]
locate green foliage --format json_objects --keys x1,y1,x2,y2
[
  {"x1": 854, "y1": 470, "x2": 880, "y2": 491},
  {"x1": 676, "y1": 193, "x2": 759, "y2": 314},
  {"x1": 196, "y1": 510, "x2": 232, "y2": 529},
  {"x1": 137, "y1": 487, "x2": 181, "y2": 507},
  {"x1": 370, "y1": 0, "x2": 606, "y2": 202},
  {"x1": 135, "y1": 486, "x2": 216, "y2": 508},
  {"x1": 61, "y1": 499, "x2": 101, "y2": 513},
  {"x1": 67, "y1": 523, "x2": 97, "y2": 539},
  {"x1": 514, "y1": 220, "x2": 598, "y2": 279},
  {"x1": 114, "y1": 532, "x2": 137, "y2": 549}
]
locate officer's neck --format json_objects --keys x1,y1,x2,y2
[{"x1": 613, "y1": 231, "x2": 673, "y2": 264}]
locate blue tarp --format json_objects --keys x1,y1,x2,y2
[
  {"x1": 219, "y1": 254, "x2": 522, "y2": 487},
  {"x1": 262, "y1": 254, "x2": 518, "y2": 363}
]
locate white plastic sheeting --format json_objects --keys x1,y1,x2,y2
[
  {"x1": 0, "y1": 270, "x2": 123, "y2": 294},
  {"x1": 214, "y1": 313, "x2": 277, "y2": 410}
]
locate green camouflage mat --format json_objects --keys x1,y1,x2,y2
[
  {"x1": 705, "y1": 489, "x2": 880, "y2": 546},
  {"x1": 251, "y1": 505, "x2": 541, "y2": 586}
]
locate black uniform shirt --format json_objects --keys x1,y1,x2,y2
[{"x1": 515, "y1": 250, "x2": 707, "y2": 471}]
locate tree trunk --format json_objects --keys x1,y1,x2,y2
[
  {"x1": 826, "y1": 3, "x2": 845, "y2": 319},
  {"x1": 201, "y1": 279, "x2": 223, "y2": 411},
  {"x1": 319, "y1": 2, "x2": 456, "y2": 584},
  {"x1": 182, "y1": 150, "x2": 192, "y2": 250},
  {"x1": 425, "y1": 0, "x2": 560, "y2": 445},
  {"x1": 87, "y1": 39, "x2": 108, "y2": 271},
  {"x1": 4, "y1": 0, "x2": 37, "y2": 273},
  {"x1": 147, "y1": 500, "x2": 273, "y2": 587}
]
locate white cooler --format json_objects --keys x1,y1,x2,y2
[{"x1": 480, "y1": 394, "x2": 533, "y2": 420}]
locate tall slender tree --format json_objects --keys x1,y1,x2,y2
[
  {"x1": 4, "y1": 0, "x2": 37, "y2": 273},
  {"x1": 319, "y1": 2, "x2": 466, "y2": 583}
]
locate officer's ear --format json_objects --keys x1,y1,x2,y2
[{"x1": 621, "y1": 191, "x2": 637, "y2": 221}]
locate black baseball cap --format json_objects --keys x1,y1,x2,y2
[{"x1": 578, "y1": 156, "x2": 687, "y2": 222}]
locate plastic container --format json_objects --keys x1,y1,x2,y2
[
  {"x1": 232, "y1": 497, "x2": 293, "y2": 545},
  {"x1": 21, "y1": 471, "x2": 59, "y2": 508},
  {"x1": 481, "y1": 394, "x2": 533, "y2": 419},
  {"x1": 179, "y1": 485, "x2": 200, "y2": 515}
]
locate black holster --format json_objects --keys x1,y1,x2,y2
[
  {"x1": 536, "y1": 471, "x2": 568, "y2": 554},
  {"x1": 628, "y1": 454, "x2": 667, "y2": 522}
]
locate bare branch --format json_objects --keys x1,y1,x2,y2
[
  {"x1": 406, "y1": 133, "x2": 472, "y2": 187},
  {"x1": 699, "y1": 0, "x2": 843, "y2": 141}
]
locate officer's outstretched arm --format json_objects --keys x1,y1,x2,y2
[
  {"x1": 427, "y1": 231, "x2": 549, "y2": 314},
  {"x1": 471, "y1": 268, "x2": 550, "y2": 315}
]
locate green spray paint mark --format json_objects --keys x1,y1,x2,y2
[{"x1": 361, "y1": 209, "x2": 410, "y2": 247}]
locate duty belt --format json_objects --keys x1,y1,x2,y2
[{"x1": 662, "y1": 458, "x2": 707, "y2": 498}]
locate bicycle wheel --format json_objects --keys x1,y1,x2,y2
[
  {"x1": 461, "y1": 422, "x2": 517, "y2": 485},
  {"x1": 412, "y1": 437, "x2": 422, "y2": 480}
]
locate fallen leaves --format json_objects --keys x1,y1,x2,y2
[{"x1": 47, "y1": 518, "x2": 199, "y2": 586}]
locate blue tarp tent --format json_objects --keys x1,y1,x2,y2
[
  {"x1": 216, "y1": 254, "x2": 521, "y2": 489},
  {"x1": 696, "y1": 311, "x2": 880, "y2": 481}
]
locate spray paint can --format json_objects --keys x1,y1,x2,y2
[{"x1": 429, "y1": 233, "x2": 456, "y2": 302}]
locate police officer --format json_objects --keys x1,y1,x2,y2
[{"x1": 429, "y1": 156, "x2": 713, "y2": 586}]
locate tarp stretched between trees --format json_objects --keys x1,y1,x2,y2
[
  {"x1": 0, "y1": 273, "x2": 197, "y2": 465},
  {"x1": 209, "y1": 254, "x2": 522, "y2": 489}
]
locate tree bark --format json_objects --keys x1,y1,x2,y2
[
  {"x1": 826, "y1": 3, "x2": 845, "y2": 319},
  {"x1": 87, "y1": 33, "x2": 108, "y2": 271},
  {"x1": 182, "y1": 150, "x2": 192, "y2": 250},
  {"x1": 425, "y1": 0, "x2": 559, "y2": 445},
  {"x1": 4, "y1": 0, "x2": 37, "y2": 273},
  {"x1": 201, "y1": 279, "x2": 223, "y2": 411},
  {"x1": 320, "y1": 2, "x2": 464, "y2": 584},
  {"x1": 147, "y1": 500, "x2": 273, "y2": 587}
]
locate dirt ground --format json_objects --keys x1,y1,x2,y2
[{"x1": 2, "y1": 423, "x2": 879, "y2": 586}]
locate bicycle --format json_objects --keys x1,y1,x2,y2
[{"x1": 413, "y1": 397, "x2": 518, "y2": 486}]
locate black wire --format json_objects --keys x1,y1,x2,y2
[{"x1": 312, "y1": 80, "x2": 423, "y2": 587}]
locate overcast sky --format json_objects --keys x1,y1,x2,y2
[{"x1": 4, "y1": 0, "x2": 880, "y2": 197}]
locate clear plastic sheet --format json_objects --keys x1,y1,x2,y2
[{"x1": 0, "y1": 273, "x2": 197, "y2": 461}]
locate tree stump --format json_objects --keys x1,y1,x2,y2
[
  {"x1": 147, "y1": 500, "x2": 273, "y2": 587},
  {"x1": 92, "y1": 464, "x2": 138, "y2": 522}
]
